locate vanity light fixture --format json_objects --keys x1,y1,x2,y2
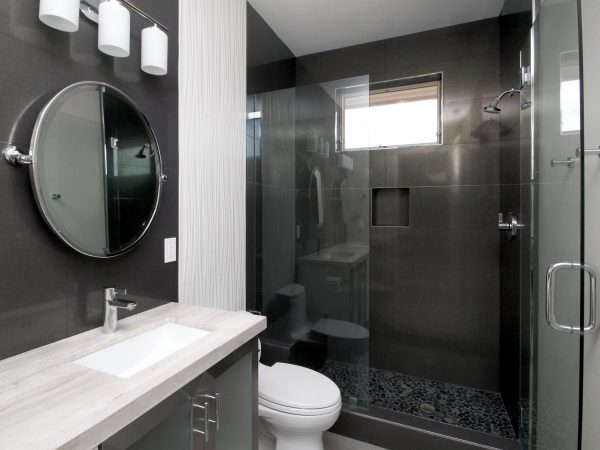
[
  {"x1": 141, "y1": 25, "x2": 168, "y2": 76},
  {"x1": 98, "y1": 0, "x2": 130, "y2": 57},
  {"x1": 38, "y1": 0, "x2": 169, "y2": 76},
  {"x1": 39, "y1": 0, "x2": 81, "y2": 32}
]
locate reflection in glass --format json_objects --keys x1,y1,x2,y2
[{"x1": 560, "y1": 51, "x2": 580, "y2": 134}]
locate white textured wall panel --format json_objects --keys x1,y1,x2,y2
[{"x1": 178, "y1": 0, "x2": 246, "y2": 310}]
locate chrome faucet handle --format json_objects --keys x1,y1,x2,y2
[
  {"x1": 104, "y1": 287, "x2": 127, "y2": 300},
  {"x1": 103, "y1": 287, "x2": 136, "y2": 334},
  {"x1": 109, "y1": 298, "x2": 137, "y2": 311}
]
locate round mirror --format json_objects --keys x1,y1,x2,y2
[{"x1": 30, "y1": 82, "x2": 164, "y2": 257}]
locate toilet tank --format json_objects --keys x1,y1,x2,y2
[{"x1": 274, "y1": 284, "x2": 306, "y2": 332}]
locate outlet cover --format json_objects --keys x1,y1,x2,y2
[{"x1": 164, "y1": 237, "x2": 177, "y2": 263}]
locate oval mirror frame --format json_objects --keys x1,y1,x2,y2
[{"x1": 29, "y1": 81, "x2": 164, "y2": 258}]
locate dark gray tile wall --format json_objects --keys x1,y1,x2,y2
[
  {"x1": 0, "y1": 0, "x2": 178, "y2": 360},
  {"x1": 498, "y1": 8, "x2": 532, "y2": 434},
  {"x1": 246, "y1": 4, "x2": 297, "y2": 314},
  {"x1": 295, "y1": 18, "x2": 503, "y2": 391}
]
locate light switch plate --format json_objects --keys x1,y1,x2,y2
[{"x1": 164, "y1": 237, "x2": 177, "y2": 263}]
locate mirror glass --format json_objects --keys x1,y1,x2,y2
[{"x1": 31, "y1": 82, "x2": 163, "y2": 257}]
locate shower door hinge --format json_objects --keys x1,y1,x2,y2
[{"x1": 521, "y1": 65, "x2": 531, "y2": 87}]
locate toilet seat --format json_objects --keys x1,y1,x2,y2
[
  {"x1": 259, "y1": 396, "x2": 341, "y2": 416},
  {"x1": 312, "y1": 318, "x2": 369, "y2": 340},
  {"x1": 259, "y1": 363, "x2": 341, "y2": 415}
]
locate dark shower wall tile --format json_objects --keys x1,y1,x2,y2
[
  {"x1": 385, "y1": 226, "x2": 499, "y2": 272},
  {"x1": 0, "y1": 0, "x2": 179, "y2": 360},
  {"x1": 260, "y1": 185, "x2": 296, "y2": 274},
  {"x1": 369, "y1": 263, "x2": 387, "y2": 340},
  {"x1": 385, "y1": 143, "x2": 500, "y2": 187},
  {"x1": 371, "y1": 337, "x2": 499, "y2": 391},
  {"x1": 296, "y1": 40, "x2": 386, "y2": 86},
  {"x1": 369, "y1": 150, "x2": 386, "y2": 187},
  {"x1": 384, "y1": 304, "x2": 498, "y2": 355},
  {"x1": 368, "y1": 226, "x2": 386, "y2": 265},
  {"x1": 444, "y1": 97, "x2": 502, "y2": 145},
  {"x1": 386, "y1": 18, "x2": 500, "y2": 72},
  {"x1": 385, "y1": 264, "x2": 499, "y2": 315},
  {"x1": 260, "y1": 89, "x2": 296, "y2": 188},
  {"x1": 409, "y1": 185, "x2": 500, "y2": 229},
  {"x1": 499, "y1": 139, "x2": 523, "y2": 186},
  {"x1": 499, "y1": 10, "x2": 532, "y2": 432}
]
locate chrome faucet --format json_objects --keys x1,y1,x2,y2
[{"x1": 103, "y1": 287, "x2": 137, "y2": 334}]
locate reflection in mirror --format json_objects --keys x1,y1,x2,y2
[{"x1": 32, "y1": 82, "x2": 162, "y2": 257}]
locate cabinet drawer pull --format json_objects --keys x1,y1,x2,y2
[
  {"x1": 192, "y1": 401, "x2": 209, "y2": 443},
  {"x1": 205, "y1": 393, "x2": 221, "y2": 431}
]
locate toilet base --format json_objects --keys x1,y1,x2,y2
[{"x1": 259, "y1": 426, "x2": 325, "y2": 450}]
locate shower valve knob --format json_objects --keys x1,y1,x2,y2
[{"x1": 498, "y1": 212, "x2": 524, "y2": 240}]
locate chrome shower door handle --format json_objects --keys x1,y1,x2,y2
[{"x1": 546, "y1": 262, "x2": 599, "y2": 334}]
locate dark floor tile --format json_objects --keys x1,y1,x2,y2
[{"x1": 320, "y1": 360, "x2": 514, "y2": 439}]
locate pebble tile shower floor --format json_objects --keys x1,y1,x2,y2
[{"x1": 320, "y1": 360, "x2": 516, "y2": 439}]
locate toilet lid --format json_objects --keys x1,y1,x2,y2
[
  {"x1": 312, "y1": 319, "x2": 369, "y2": 340},
  {"x1": 259, "y1": 363, "x2": 340, "y2": 410}
]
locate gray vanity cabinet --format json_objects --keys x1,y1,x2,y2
[{"x1": 101, "y1": 340, "x2": 258, "y2": 450}]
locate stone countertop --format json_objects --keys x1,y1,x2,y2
[{"x1": 0, "y1": 303, "x2": 266, "y2": 449}]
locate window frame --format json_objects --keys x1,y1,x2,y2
[{"x1": 335, "y1": 73, "x2": 443, "y2": 152}]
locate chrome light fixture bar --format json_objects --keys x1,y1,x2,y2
[{"x1": 79, "y1": 0, "x2": 169, "y2": 33}]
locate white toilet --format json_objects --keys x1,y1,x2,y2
[{"x1": 258, "y1": 343, "x2": 341, "y2": 450}]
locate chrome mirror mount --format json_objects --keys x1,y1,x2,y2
[{"x1": 3, "y1": 145, "x2": 32, "y2": 165}]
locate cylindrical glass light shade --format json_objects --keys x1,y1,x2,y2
[
  {"x1": 39, "y1": 0, "x2": 80, "y2": 32},
  {"x1": 98, "y1": 0, "x2": 130, "y2": 58},
  {"x1": 141, "y1": 25, "x2": 169, "y2": 76}
]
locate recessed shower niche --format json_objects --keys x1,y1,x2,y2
[{"x1": 371, "y1": 187, "x2": 410, "y2": 227}]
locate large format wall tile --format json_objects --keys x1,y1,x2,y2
[{"x1": 179, "y1": 0, "x2": 246, "y2": 310}]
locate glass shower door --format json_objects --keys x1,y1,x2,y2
[{"x1": 529, "y1": 0, "x2": 589, "y2": 448}]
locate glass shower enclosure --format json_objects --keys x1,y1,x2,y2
[{"x1": 246, "y1": 0, "x2": 595, "y2": 447}]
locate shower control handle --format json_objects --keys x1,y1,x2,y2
[
  {"x1": 498, "y1": 212, "x2": 524, "y2": 240},
  {"x1": 546, "y1": 262, "x2": 599, "y2": 334}
]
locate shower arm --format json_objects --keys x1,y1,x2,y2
[
  {"x1": 484, "y1": 87, "x2": 531, "y2": 113},
  {"x1": 491, "y1": 88, "x2": 521, "y2": 106}
]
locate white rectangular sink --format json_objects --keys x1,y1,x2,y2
[{"x1": 74, "y1": 323, "x2": 211, "y2": 378}]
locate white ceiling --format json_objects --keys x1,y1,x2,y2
[{"x1": 248, "y1": 0, "x2": 506, "y2": 56}]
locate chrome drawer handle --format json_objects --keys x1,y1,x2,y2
[
  {"x1": 205, "y1": 393, "x2": 220, "y2": 431},
  {"x1": 192, "y1": 401, "x2": 209, "y2": 443}
]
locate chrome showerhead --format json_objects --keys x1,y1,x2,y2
[
  {"x1": 135, "y1": 143, "x2": 151, "y2": 159},
  {"x1": 483, "y1": 88, "x2": 530, "y2": 114},
  {"x1": 483, "y1": 103, "x2": 502, "y2": 114}
]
